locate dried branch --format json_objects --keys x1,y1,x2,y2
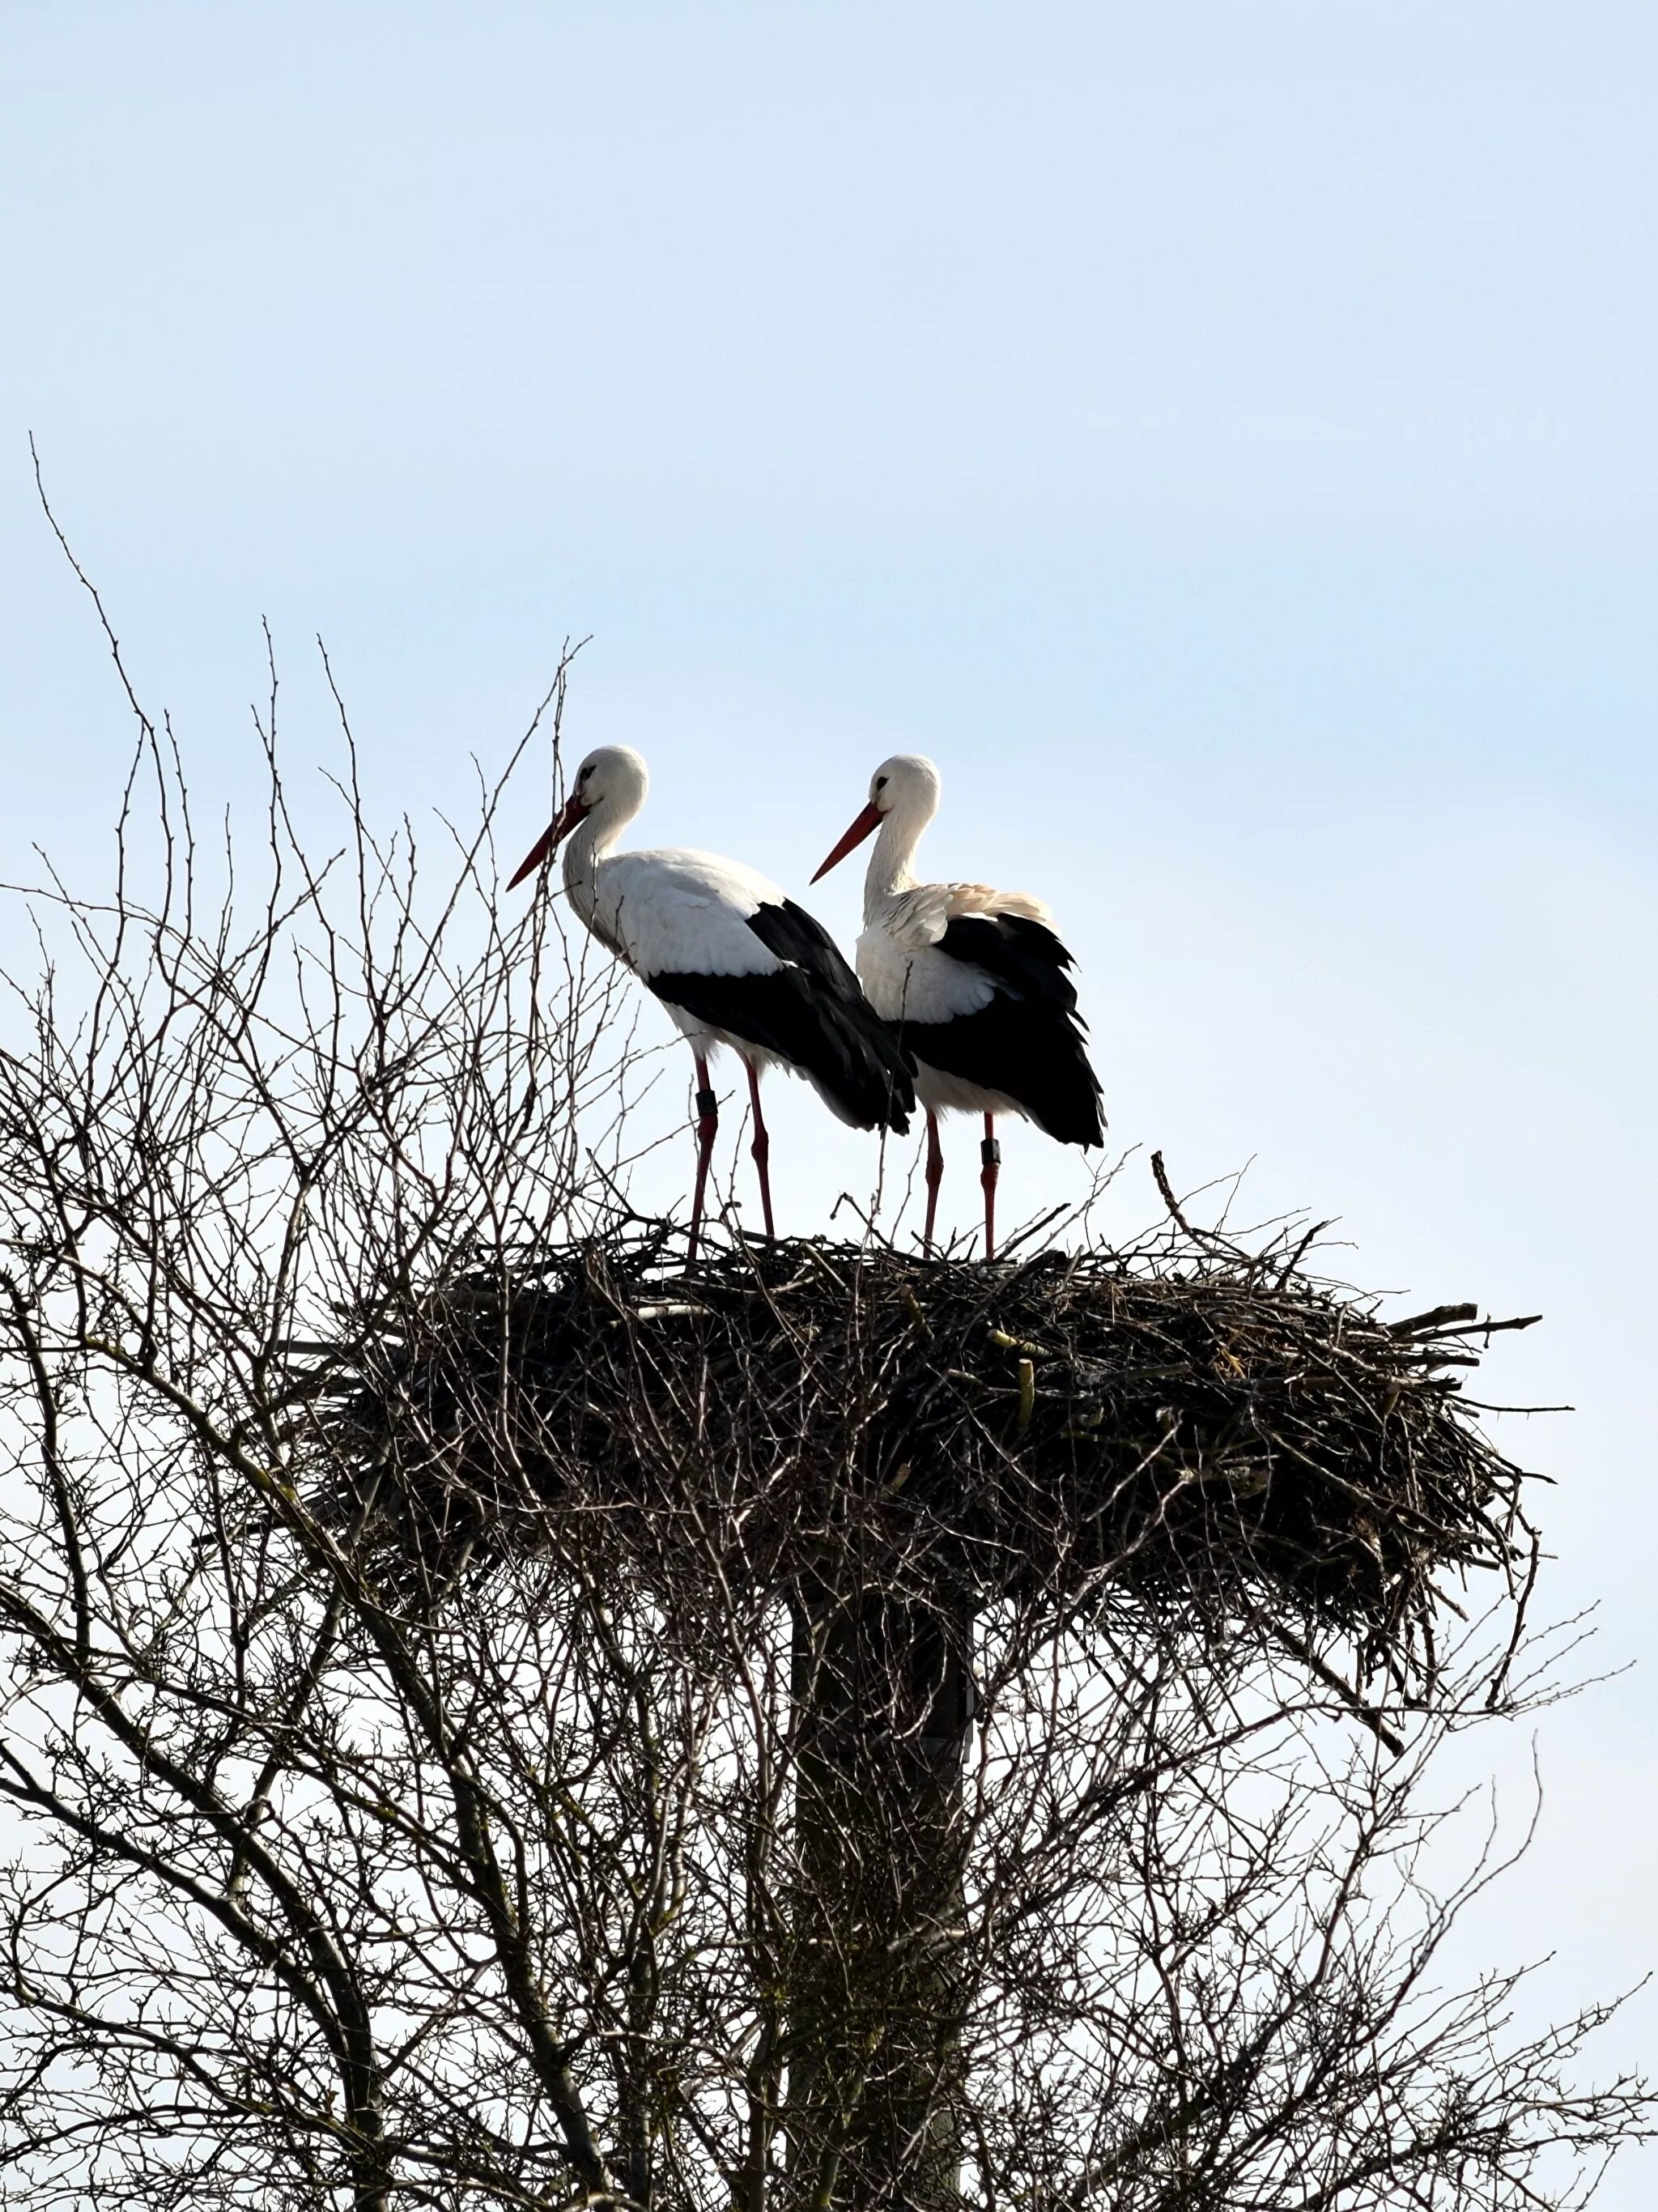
[{"x1": 0, "y1": 574, "x2": 1645, "y2": 2210}]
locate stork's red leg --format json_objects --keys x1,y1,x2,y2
[
  {"x1": 689, "y1": 1055, "x2": 718, "y2": 1262},
  {"x1": 745, "y1": 1060, "x2": 776, "y2": 1240},
  {"x1": 923, "y1": 1109, "x2": 944, "y2": 1255},
  {"x1": 980, "y1": 1112, "x2": 1001, "y2": 1262}
]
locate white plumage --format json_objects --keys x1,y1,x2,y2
[
  {"x1": 575, "y1": 848, "x2": 779, "y2": 979},
  {"x1": 509, "y1": 746, "x2": 914, "y2": 1254}
]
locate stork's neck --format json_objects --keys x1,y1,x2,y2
[
  {"x1": 559, "y1": 801, "x2": 624, "y2": 925},
  {"x1": 861, "y1": 806, "x2": 929, "y2": 922}
]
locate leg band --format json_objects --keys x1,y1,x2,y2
[
  {"x1": 980, "y1": 1137, "x2": 1001, "y2": 1168},
  {"x1": 695, "y1": 1087, "x2": 719, "y2": 1120}
]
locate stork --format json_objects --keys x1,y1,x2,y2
[
  {"x1": 813, "y1": 753, "x2": 1103, "y2": 1260},
  {"x1": 509, "y1": 746, "x2": 914, "y2": 1257}
]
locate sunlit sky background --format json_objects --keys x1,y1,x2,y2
[{"x1": 3, "y1": 2, "x2": 1655, "y2": 2189}]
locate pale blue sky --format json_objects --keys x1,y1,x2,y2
[{"x1": 3, "y1": 4, "x2": 1656, "y2": 2191}]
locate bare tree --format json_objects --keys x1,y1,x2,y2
[{"x1": 0, "y1": 566, "x2": 1648, "y2": 2209}]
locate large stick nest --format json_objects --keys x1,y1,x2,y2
[{"x1": 310, "y1": 1215, "x2": 1540, "y2": 1688}]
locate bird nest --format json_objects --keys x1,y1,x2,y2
[{"x1": 308, "y1": 1213, "x2": 1541, "y2": 1699}]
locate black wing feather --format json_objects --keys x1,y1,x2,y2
[
  {"x1": 901, "y1": 911, "x2": 1104, "y2": 1147},
  {"x1": 648, "y1": 900, "x2": 914, "y2": 1132},
  {"x1": 934, "y1": 913, "x2": 1081, "y2": 1010}
]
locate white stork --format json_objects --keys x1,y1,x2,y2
[
  {"x1": 813, "y1": 753, "x2": 1103, "y2": 1259},
  {"x1": 509, "y1": 745, "x2": 914, "y2": 1257}
]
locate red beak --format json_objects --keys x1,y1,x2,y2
[
  {"x1": 811, "y1": 800, "x2": 882, "y2": 883},
  {"x1": 507, "y1": 793, "x2": 589, "y2": 891}
]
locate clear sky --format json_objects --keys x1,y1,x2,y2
[{"x1": 3, "y1": 3, "x2": 1656, "y2": 2190}]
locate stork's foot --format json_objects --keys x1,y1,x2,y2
[
  {"x1": 980, "y1": 1116, "x2": 1001, "y2": 1261},
  {"x1": 688, "y1": 1063, "x2": 719, "y2": 1263},
  {"x1": 745, "y1": 1061, "x2": 776, "y2": 1240},
  {"x1": 923, "y1": 1108, "x2": 944, "y2": 1256}
]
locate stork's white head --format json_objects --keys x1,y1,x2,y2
[
  {"x1": 867, "y1": 754, "x2": 940, "y2": 823},
  {"x1": 812, "y1": 753, "x2": 942, "y2": 883},
  {"x1": 507, "y1": 745, "x2": 648, "y2": 890},
  {"x1": 568, "y1": 745, "x2": 648, "y2": 825}
]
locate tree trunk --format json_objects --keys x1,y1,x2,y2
[{"x1": 786, "y1": 1577, "x2": 974, "y2": 2210}]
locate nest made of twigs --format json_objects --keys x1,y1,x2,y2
[{"x1": 305, "y1": 1219, "x2": 1540, "y2": 1689}]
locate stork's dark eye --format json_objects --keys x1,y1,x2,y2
[
  {"x1": 578, "y1": 765, "x2": 592, "y2": 783},
  {"x1": 874, "y1": 775, "x2": 887, "y2": 790}
]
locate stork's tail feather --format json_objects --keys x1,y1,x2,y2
[
  {"x1": 898, "y1": 1001, "x2": 1103, "y2": 1148},
  {"x1": 801, "y1": 1002, "x2": 916, "y2": 1133},
  {"x1": 648, "y1": 955, "x2": 916, "y2": 1134},
  {"x1": 738, "y1": 897, "x2": 915, "y2": 1130}
]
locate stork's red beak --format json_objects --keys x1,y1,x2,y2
[
  {"x1": 507, "y1": 793, "x2": 589, "y2": 891},
  {"x1": 811, "y1": 800, "x2": 882, "y2": 883}
]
